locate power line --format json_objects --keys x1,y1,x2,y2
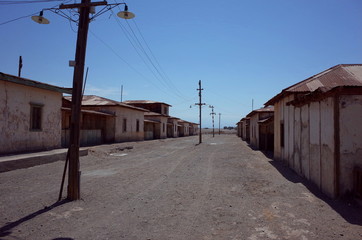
[
  {"x1": 89, "y1": 30, "x2": 185, "y2": 99},
  {"x1": 0, "y1": 0, "x2": 71, "y2": 26},
  {"x1": 0, "y1": 0, "x2": 63, "y2": 4}
]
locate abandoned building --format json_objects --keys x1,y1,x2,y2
[
  {"x1": 0, "y1": 73, "x2": 71, "y2": 155},
  {"x1": 246, "y1": 106, "x2": 274, "y2": 151},
  {"x1": 265, "y1": 64, "x2": 362, "y2": 198},
  {"x1": 64, "y1": 95, "x2": 147, "y2": 144}
]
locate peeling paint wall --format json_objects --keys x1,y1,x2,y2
[
  {"x1": 273, "y1": 94, "x2": 337, "y2": 198},
  {"x1": 273, "y1": 95, "x2": 295, "y2": 165},
  {"x1": 320, "y1": 98, "x2": 335, "y2": 197},
  {"x1": 145, "y1": 116, "x2": 168, "y2": 139},
  {"x1": 309, "y1": 101, "x2": 321, "y2": 189},
  {"x1": 300, "y1": 104, "x2": 310, "y2": 180},
  {"x1": 249, "y1": 114, "x2": 259, "y2": 148},
  {"x1": 339, "y1": 95, "x2": 362, "y2": 195},
  {"x1": 0, "y1": 81, "x2": 62, "y2": 154},
  {"x1": 83, "y1": 106, "x2": 144, "y2": 142}
]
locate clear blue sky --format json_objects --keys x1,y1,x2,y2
[{"x1": 1, "y1": 0, "x2": 362, "y2": 127}]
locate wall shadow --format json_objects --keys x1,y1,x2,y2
[
  {"x1": 261, "y1": 151, "x2": 362, "y2": 226},
  {"x1": 0, "y1": 199, "x2": 70, "y2": 238}
]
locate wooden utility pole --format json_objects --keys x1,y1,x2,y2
[
  {"x1": 18, "y1": 56, "x2": 22, "y2": 77},
  {"x1": 62, "y1": 0, "x2": 91, "y2": 200},
  {"x1": 218, "y1": 113, "x2": 221, "y2": 135},
  {"x1": 32, "y1": 0, "x2": 133, "y2": 201},
  {"x1": 196, "y1": 80, "x2": 205, "y2": 144},
  {"x1": 210, "y1": 105, "x2": 216, "y2": 137}
]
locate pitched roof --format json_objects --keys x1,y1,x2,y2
[
  {"x1": 246, "y1": 106, "x2": 274, "y2": 118},
  {"x1": 265, "y1": 64, "x2": 362, "y2": 105},
  {"x1": 123, "y1": 100, "x2": 172, "y2": 107},
  {"x1": 64, "y1": 95, "x2": 148, "y2": 112},
  {"x1": 0, "y1": 72, "x2": 72, "y2": 94},
  {"x1": 144, "y1": 112, "x2": 165, "y2": 117}
]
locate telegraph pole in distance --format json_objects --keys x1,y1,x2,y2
[
  {"x1": 210, "y1": 105, "x2": 216, "y2": 137},
  {"x1": 196, "y1": 80, "x2": 205, "y2": 144},
  {"x1": 218, "y1": 113, "x2": 221, "y2": 135}
]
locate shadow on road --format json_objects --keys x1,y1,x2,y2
[
  {"x1": 0, "y1": 199, "x2": 70, "y2": 238},
  {"x1": 262, "y1": 151, "x2": 362, "y2": 226}
]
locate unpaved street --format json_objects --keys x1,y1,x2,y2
[{"x1": 1, "y1": 135, "x2": 361, "y2": 240}]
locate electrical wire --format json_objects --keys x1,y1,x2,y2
[
  {"x1": 89, "y1": 29, "x2": 183, "y2": 99},
  {"x1": 0, "y1": 0, "x2": 64, "y2": 5},
  {"x1": 111, "y1": 0, "x2": 189, "y2": 101},
  {"x1": 0, "y1": 0, "x2": 72, "y2": 26},
  {"x1": 131, "y1": 18, "x2": 185, "y2": 98}
]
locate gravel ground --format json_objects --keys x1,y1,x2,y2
[{"x1": 0, "y1": 135, "x2": 361, "y2": 240}]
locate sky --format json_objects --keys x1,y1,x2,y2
[{"x1": 1, "y1": 0, "x2": 362, "y2": 128}]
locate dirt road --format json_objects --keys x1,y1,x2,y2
[{"x1": 0, "y1": 135, "x2": 361, "y2": 239}]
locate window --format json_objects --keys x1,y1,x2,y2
[
  {"x1": 30, "y1": 104, "x2": 43, "y2": 131},
  {"x1": 280, "y1": 122, "x2": 284, "y2": 148},
  {"x1": 123, "y1": 118, "x2": 127, "y2": 132},
  {"x1": 136, "y1": 119, "x2": 140, "y2": 132},
  {"x1": 163, "y1": 123, "x2": 165, "y2": 133}
]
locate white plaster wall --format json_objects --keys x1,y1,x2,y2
[
  {"x1": 249, "y1": 114, "x2": 259, "y2": 148},
  {"x1": 293, "y1": 107, "x2": 301, "y2": 174},
  {"x1": 320, "y1": 97, "x2": 335, "y2": 198},
  {"x1": 273, "y1": 101, "x2": 282, "y2": 160},
  {"x1": 114, "y1": 107, "x2": 144, "y2": 142},
  {"x1": 339, "y1": 95, "x2": 362, "y2": 195},
  {"x1": 0, "y1": 81, "x2": 62, "y2": 154},
  {"x1": 287, "y1": 96, "x2": 295, "y2": 168},
  {"x1": 309, "y1": 101, "x2": 321, "y2": 189},
  {"x1": 300, "y1": 104, "x2": 310, "y2": 180}
]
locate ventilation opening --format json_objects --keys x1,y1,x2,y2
[{"x1": 353, "y1": 167, "x2": 362, "y2": 198}]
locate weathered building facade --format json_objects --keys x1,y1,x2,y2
[
  {"x1": 246, "y1": 106, "x2": 274, "y2": 150},
  {"x1": 65, "y1": 95, "x2": 147, "y2": 143},
  {"x1": 167, "y1": 117, "x2": 179, "y2": 138},
  {"x1": 144, "y1": 112, "x2": 168, "y2": 139},
  {"x1": 265, "y1": 64, "x2": 362, "y2": 198},
  {"x1": 0, "y1": 73, "x2": 71, "y2": 154}
]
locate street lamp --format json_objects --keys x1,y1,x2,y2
[{"x1": 32, "y1": 0, "x2": 135, "y2": 201}]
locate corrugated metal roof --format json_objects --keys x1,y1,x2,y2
[
  {"x1": 64, "y1": 95, "x2": 148, "y2": 112},
  {"x1": 265, "y1": 64, "x2": 362, "y2": 105},
  {"x1": 246, "y1": 106, "x2": 274, "y2": 118},
  {"x1": 144, "y1": 119, "x2": 161, "y2": 124},
  {"x1": 123, "y1": 100, "x2": 172, "y2": 106},
  {"x1": 144, "y1": 112, "x2": 166, "y2": 117},
  {"x1": 1, "y1": 72, "x2": 72, "y2": 94},
  {"x1": 61, "y1": 107, "x2": 115, "y2": 117}
]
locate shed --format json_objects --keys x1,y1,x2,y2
[{"x1": 265, "y1": 64, "x2": 362, "y2": 198}]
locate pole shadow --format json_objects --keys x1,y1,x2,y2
[{"x1": 0, "y1": 199, "x2": 70, "y2": 238}]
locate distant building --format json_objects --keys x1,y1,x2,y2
[
  {"x1": 0, "y1": 73, "x2": 71, "y2": 154},
  {"x1": 246, "y1": 106, "x2": 274, "y2": 150},
  {"x1": 177, "y1": 120, "x2": 190, "y2": 137},
  {"x1": 64, "y1": 95, "x2": 147, "y2": 144},
  {"x1": 144, "y1": 112, "x2": 168, "y2": 139},
  {"x1": 167, "y1": 116, "x2": 179, "y2": 138},
  {"x1": 123, "y1": 100, "x2": 171, "y2": 116},
  {"x1": 265, "y1": 64, "x2": 362, "y2": 198}
]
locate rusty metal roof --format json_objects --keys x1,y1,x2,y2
[
  {"x1": 123, "y1": 100, "x2": 172, "y2": 106},
  {"x1": 1, "y1": 72, "x2": 72, "y2": 94},
  {"x1": 265, "y1": 64, "x2": 362, "y2": 105},
  {"x1": 144, "y1": 112, "x2": 167, "y2": 117},
  {"x1": 64, "y1": 95, "x2": 148, "y2": 112},
  {"x1": 246, "y1": 106, "x2": 274, "y2": 118},
  {"x1": 61, "y1": 107, "x2": 115, "y2": 117}
]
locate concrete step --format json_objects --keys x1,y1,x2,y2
[{"x1": 0, "y1": 148, "x2": 88, "y2": 173}]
